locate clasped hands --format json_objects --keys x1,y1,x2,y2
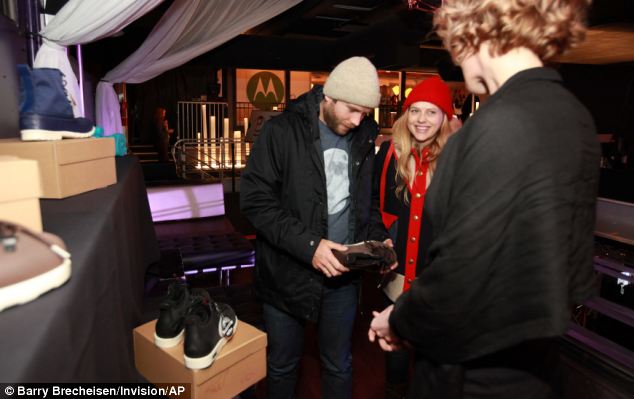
[{"x1": 368, "y1": 304, "x2": 405, "y2": 351}]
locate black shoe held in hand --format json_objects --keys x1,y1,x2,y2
[{"x1": 332, "y1": 240, "x2": 397, "y2": 273}]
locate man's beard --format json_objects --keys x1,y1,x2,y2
[{"x1": 322, "y1": 102, "x2": 348, "y2": 135}]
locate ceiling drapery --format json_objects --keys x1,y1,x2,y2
[
  {"x1": 34, "y1": 0, "x2": 165, "y2": 117},
  {"x1": 96, "y1": 0, "x2": 302, "y2": 136}
]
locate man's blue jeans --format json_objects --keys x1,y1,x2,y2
[{"x1": 262, "y1": 283, "x2": 359, "y2": 399}]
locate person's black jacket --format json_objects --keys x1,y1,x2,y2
[
  {"x1": 240, "y1": 85, "x2": 388, "y2": 322},
  {"x1": 389, "y1": 68, "x2": 600, "y2": 364}
]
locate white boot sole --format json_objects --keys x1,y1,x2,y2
[
  {"x1": 184, "y1": 319, "x2": 238, "y2": 370},
  {"x1": 0, "y1": 257, "x2": 71, "y2": 312},
  {"x1": 21, "y1": 127, "x2": 96, "y2": 141}
]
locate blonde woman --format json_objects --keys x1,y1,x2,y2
[
  {"x1": 374, "y1": 76, "x2": 454, "y2": 398},
  {"x1": 369, "y1": 0, "x2": 599, "y2": 397}
]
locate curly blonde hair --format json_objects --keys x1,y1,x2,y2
[
  {"x1": 392, "y1": 111, "x2": 452, "y2": 202},
  {"x1": 434, "y1": 0, "x2": 591, "y2": 63}
]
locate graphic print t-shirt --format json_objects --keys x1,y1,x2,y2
[{"x1": 319, "y1": 120, "x2": 351, "y2": 244}]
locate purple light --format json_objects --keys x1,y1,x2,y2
[{"x1": 146, "y1": 183, "x2": 226, "y2": 222}]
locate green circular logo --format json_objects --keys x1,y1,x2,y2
[{"x1": 246, "y1": 72, "x2": 284, "y2": 110}]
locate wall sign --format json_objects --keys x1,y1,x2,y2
[{"x1": 246, "y1": 72, "x2": 284, "y2": 110}]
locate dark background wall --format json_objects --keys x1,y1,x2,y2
[
  {"x1": 561, "y1": 63, "x2": 634, "y2": 139},
  {"x1": 560, "y1": 63, "x2": 634, "y2": 179},
  {"x1": 0, "y1": 14, "x2": 26, "y2": 139},
  {"x1": 127, "y1": 65, "x2": 221, "y2": 144}
]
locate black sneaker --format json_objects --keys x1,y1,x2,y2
[
  {"x1": 184, "y1": 289, "x2": 238, "y2": 370},
  {"x1": 154, "y1": 281, "x2": 190, "y2": 348}
]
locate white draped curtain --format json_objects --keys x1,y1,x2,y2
[
  {"x1": 96, "y1": 0, "x2": 301, "y2": 136},
  {"x1": 34, "y1": 0, "x2": 165, "y2": 117}
]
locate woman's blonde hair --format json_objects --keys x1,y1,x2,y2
[
  {"x1": 392, "y1": 110, "x2": 452, "y2": 202},
  {"x1": 434, "y1": 0, "x2": 591, "y2": 63}
]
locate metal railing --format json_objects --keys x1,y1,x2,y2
[
  {"x1": 172, "y1": 137, "x2": 253, "y2": 185},
  {"x1": 172, "y1": 100, "x2": 403, "y2": 185},
  {"x1": 177, "y1": 101, "x2": 230, "y2": 141},
  {"x1": 178, "y1": 101, "x2": 401, "y2": 141}
]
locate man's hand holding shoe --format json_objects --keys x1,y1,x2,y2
[
  {"x1": 331, "y1": 240, "x2": 397, "y2": 274},
  {"x1": 312, "y1": 239, "x2": 350, "y2": 278}
]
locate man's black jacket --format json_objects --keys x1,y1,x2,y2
[{"x1": 240, "y1": 86, "x2": 388, "y2": 321}]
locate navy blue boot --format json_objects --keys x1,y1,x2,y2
[{"x1": 18, "y1": 64, "x2": 95, "y2": 141}]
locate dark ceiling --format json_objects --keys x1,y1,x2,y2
[
  {"x1": 196, "y1": 0, "x2": 448, "y2": 72},
  {"x1": 80, "y1": 0, "x2": 634, "y2": 77}
]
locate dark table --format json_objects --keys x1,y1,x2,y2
[{"x1": 0, "y1": 155, "x2": 159, "y2": 382}]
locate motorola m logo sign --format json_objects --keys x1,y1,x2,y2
[{"x1": 246, "y1": 72, "x2": 284, "y2": 110}]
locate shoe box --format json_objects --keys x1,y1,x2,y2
[
  {"x1": 0, "y1": 155, "x2": 42, "y2": 231},
  {"x1": 0, "y1": 138, "x2": 116, "y2": 198},
  {"x1": 134, "y1": 318, "x2": 267, "y2": 399}
]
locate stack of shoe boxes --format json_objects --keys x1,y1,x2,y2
[
  {"x1": 134, "y1": 319, "x2": 267, "y2": 399},
  {"x1": 0, "y1": 155, "x2": 42, "y2": 231},
  {"x1": 0, "y1": 138, "x2": 116, "y2": 198},
  {"x1": 0, "y1": 64, "x2": 116, "y2": 199}
]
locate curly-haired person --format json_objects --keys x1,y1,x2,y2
[{"x1": 368, "y1": 1, "x2": 600, "y2": 398}]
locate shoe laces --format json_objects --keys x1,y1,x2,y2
[
  {"x1": 185, "y1": 300, "x2": 210, "y2": 324},
  {"x1": 185, "y1": 289, "x2": 213, "y2": 321},
  {"x1": 59, "y1": 71, "x2": 76, "y2": 108}
]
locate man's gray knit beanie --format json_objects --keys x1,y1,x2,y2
[{"x1": 323, "y1": 56, "x2": 381, "y2": 109}]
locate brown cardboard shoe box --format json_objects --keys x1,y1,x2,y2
[
  {"x1": 0, "y1": 156, "x2": 43, "y2": 231},
  {"x1": 0, "y1": 138, "x2": 116, "y2": 199},
  {"x1": 134, "y1": 319, "x2": 267, "y2": 399}
]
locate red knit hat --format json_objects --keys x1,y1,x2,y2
[{"x1": 402, "y1": 76, "x2": 454, "y2": 120}]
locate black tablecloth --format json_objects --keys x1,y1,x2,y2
[{"x1": 0, "y1": 155, "x2": 159, "y2": 382}]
